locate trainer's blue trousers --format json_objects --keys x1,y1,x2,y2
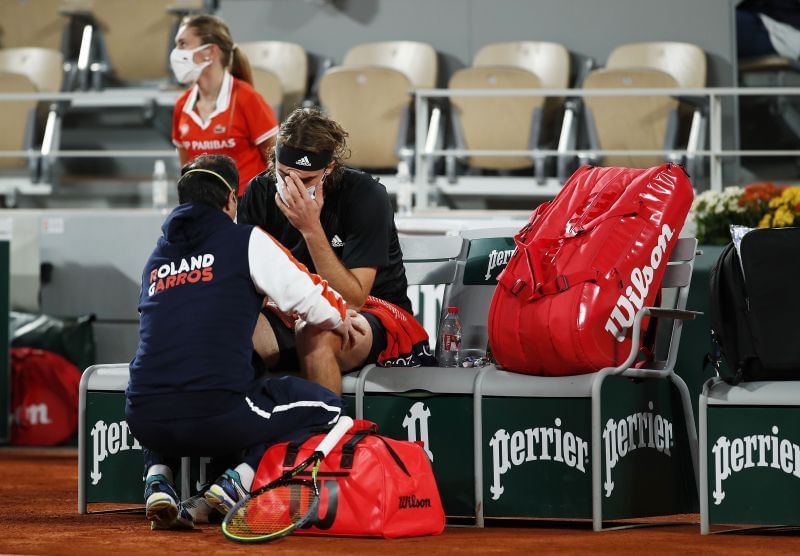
[{"x1": 125, "y1": 375, "x2": 343, "y2": 479}]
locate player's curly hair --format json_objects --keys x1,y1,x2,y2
[{"x1": 269, "y1": 107, "x2": 351, "y2": 188}]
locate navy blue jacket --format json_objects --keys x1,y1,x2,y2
[{"x1": 128, "y1": 204, "x2": 262, "y2": 399}]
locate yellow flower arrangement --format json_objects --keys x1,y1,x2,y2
[
  {"x1": 758, "y1": 186, "x2": 800, "y2": 229},
  {"x1": 691, "y1": 182, "x2": 800, "y2": 244}
]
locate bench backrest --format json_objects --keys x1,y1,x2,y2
[{"x1": 400, "y1": 227, "x2": 518, "y2": 352}]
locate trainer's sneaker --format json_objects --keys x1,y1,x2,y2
[
  {"x1": 182, "y1": 491, "x2": 221, "y2": 525},
  {"x1": 145, "y1": 474, "x2": 194, "y2": 530},
  {"x1": 204, "y1": 469, "x2": 248, "y2": 516},
  {"x1": 150, "y1": 504, "x2": 195, "y2": 531}
]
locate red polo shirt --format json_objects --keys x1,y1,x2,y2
[{"x1": 173, "y1": 72, "x2": 278, "y2": 195}]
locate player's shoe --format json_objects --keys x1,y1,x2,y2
[
  {"x1": 145, "y1": 474, "x2": 194, "y2": 530},
  {"x1": 204, "y1": 469, "x2": 248, "y2": 516}
]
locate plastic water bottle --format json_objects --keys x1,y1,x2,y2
[
  {"x1": 395, "y1": 159, "x2": 413, "y2": 216},
  {"x1": 436, "y1": 306, "x2": 462, "y2": 367},
  {"x1": 152, "y1": 159, "x2": 168, "y2": 209}
]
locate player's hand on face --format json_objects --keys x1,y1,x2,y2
[{"x1": 275, "y1": 170, "x2": 324, "y2": 233}]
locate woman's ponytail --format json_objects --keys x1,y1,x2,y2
[{"x1": 230, "y1": 44, "x2": 253, "y2": 86}]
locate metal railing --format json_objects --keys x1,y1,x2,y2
[
  {"x1": 0, "y1": 89, "x2": 181, "y2": 163},
  {"x1": 414, "y1": 86, "x2": 800, "y2": 209},
  {"x1": 0, "y1": 86, "x2": 799, "y2": 206}
]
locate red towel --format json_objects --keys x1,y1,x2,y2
[{"x1": 361, "y1": 296, "x2": 437, "y2": 367}]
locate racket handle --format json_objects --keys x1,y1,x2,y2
[{"x1": 314, "y1": 415, "x2": 353, "y2": 457}]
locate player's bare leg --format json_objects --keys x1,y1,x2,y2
[
  {"x1": 295, "y1": 313, "x2": 373, "y2": 395},
  {"x1": 252, "y1": 313, "x2": 281, "y2": 369}
]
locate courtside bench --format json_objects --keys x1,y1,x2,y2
[
  {"x1": 699, "y1": 378, "x2": 800, "y2": 533},
  {"x1": 78, "y1": 364, "x2": 143, "y2": 512},
  {"x1": 347, "y1": 228, "x2": 517, "y2": 519},
  {"x1": 78, "y1": 230, "x2": 702, "y2": 529},
  {"x1": 77, "y1": 366, "x2": 360, "y2": 514},
  {"x1": 472, "y1": 238, "x2": 700, "y2": 530},
  {"x1": 76, "y1": 232, "x2": 468, "y2": 514},
  {"x1": 350, "y1": 236, "x2": 701, "y2": 529}
]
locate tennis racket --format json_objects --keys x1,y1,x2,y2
[{"x1": 221, "y1": 415, "x2": 354, "y2": 543}]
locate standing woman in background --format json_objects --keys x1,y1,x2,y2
[{"x1": 170, "y1": 14, "x2": 278, "y2": 196}]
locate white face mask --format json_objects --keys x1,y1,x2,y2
[
  {"x1": 169, "y1": 44, "x2": 212, "y2": 84},
  {"x1": 276, "y1": 171, "x2": 323, "y2": 206}
]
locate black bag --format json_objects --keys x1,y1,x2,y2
[
  {"x1": 10, "y1": 312, "x2": 96, "y2": 372},
  {"x1": 708, "y1": 227, "x2": 800, "y2": 384}
]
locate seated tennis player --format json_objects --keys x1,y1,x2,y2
[
  {"x1": 239, "y1": 108, "x2": 435, "y2": 395},
  {"x1": 125, "y1": 154, "x2": 356, "y2": 530}
]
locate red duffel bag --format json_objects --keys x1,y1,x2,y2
[
  {"x1": 11, "y1": 347, "x2": 81, "y2": 445},
  {"x1": 488, "y1": 164, "x2": 693, "y2": 376},
  {"x1": 253, "y1": 419, "x2": 445, "y2": 538}
]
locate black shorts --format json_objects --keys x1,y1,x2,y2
[{"x1": 262, "y1": 309, "x2": 387, "y2": 372}]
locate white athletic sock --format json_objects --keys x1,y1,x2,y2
[
  {"x1": 146, "y1": 464, "x2": 173, "y2": 483},
  {"x1": 234, "y1": 463, "x2": 255, "y2": 491}
]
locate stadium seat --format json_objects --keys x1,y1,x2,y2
[
  {"x1": 318, "y1": 66, "x2": 413, "y2": 170},
  {"x1": 606, "y1": 41, "x2": 706, "y2": 89},
  {"x1": 237, "y1": 41, "x2": 308, "y2": 118},
  {"x1": 582, "y1": 67, "x2": 680, "y2": 168},
  {"x1": 0, "y1": 0, "x2": 67, "y2": 51},
  {"x1": 446, "y1": 41, "x2": 570, "y2": 182},
  {"x1": 318, "y1": 41, "x2": 437, "y2": 171},
  {"x1": 474, "y1": 41, "x2": 571, "y2": 146},
  {"x1": 473, "y1": 41, "x2": 570, "y2": 90},
  {"x1": 448, "y1": 67, "x2": 545, "y2": 172},
  {"x1": 0, "y1": 72, "x2": 39, "y2": 173},
  {"x1": 59, "y1": 0, "x2": 205, "y2": 88},
  {"x1": 342, "y1": 40, "x2": 437, "y2": 89},
  {"x1": 579, "y1": 42, "x2": 707, "y2": 171},
  {"x1": 611, "y1": 42, "x2": 707, "y2": 170},
  {"x1": 0, "y1": 47, "x2": 64, "y2": 94},
  {"x1": 0, "y1": 48, "x2": 64, "y2": 199}
]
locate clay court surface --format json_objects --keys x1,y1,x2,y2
[{"x1": 2, "y1": 448, "x2": 800, "y2": 554}]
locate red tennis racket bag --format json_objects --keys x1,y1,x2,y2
[
  {"x1": 488, "y1": 164, "x2": 693, "y2": 376},
  {"x1": 254, "y1": 419, "x2": 445, "y2": 538}
]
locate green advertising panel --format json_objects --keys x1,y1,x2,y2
[
  {"x1": 481, "y1": 397, "x2": 593, "y2": 518},
  {"x1": 480, "y1": 377, "x2": 696, "y2": 520},
  {"x1": 600, "y1": 377, "x2": 697, "y2": 519},
  {"x1": 0, "y1": 241, "x2": 8, "y2": 443},
  {"x1": 463, "y1": 237, "x2": 516, "y2": 286},
  {"x1": 363, "y1": 393, "x2": 475, "y2": 517},
  {"x1": 342, "y1": 395, "x2": 356, "y2": 419},
  {"x1": 84, "y1": 391, "x2": 145, "y2": 504},
  {"x1": 83, "y1": 391, "x2": 359, "y2": 507},
  {"x1": 707, "y1": 406, "x2": 800, "y2": 526}
]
